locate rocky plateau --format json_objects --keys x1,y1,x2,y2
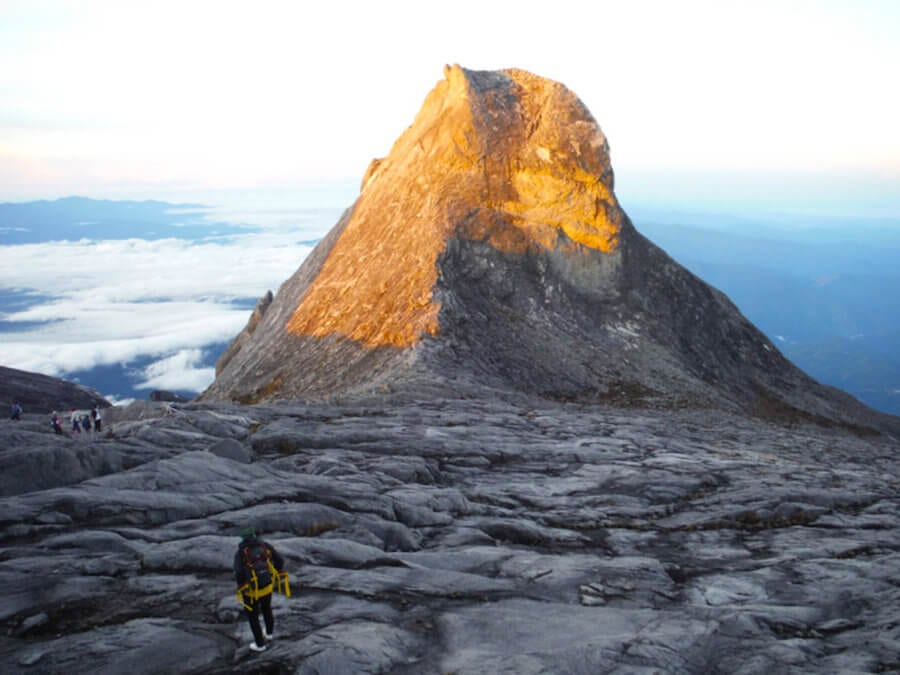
[{"x1": 1, "y1": 389, "x2": 899, "y2": 674}]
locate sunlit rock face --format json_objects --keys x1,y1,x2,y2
[
  {"x1": 202, "y1": 66, "x2": 899, "y2": 436},
  {"x1": 286, "y1": 65, "x2": 622, "y2": 349}
]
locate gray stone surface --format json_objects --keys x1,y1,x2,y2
[
  {"x1": 207, "y1": 438, "x2": 253, "y2": 464},
  {"x1": 0, "y1": 364, "x2": 110, "y2": 413},
  {"x1": 1, "y1": 394, "x2": 898, "y2": 673}
]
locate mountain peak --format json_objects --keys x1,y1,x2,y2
[
  {"x1": 286, "y1": 66, "x2": 621, "y2": 349},
  {"x1": 202, "y1": 66, "x2": 900, "y2": 437}
]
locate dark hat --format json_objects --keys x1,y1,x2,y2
[{"x1": 239, "y1": 527, "x2": 256, "y2": 540}]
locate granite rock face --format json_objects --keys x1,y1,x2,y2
[
  {"x1": 202, "y1": 66, "x2": 899, "y2": 437},
  {"x1": 215, "y1": 290, "x2": 273, "y2": 377},
  {"x1": 149, "y1": 390, "x2": 191, "y2": 403},
  {"x1": 1, "y1": 391, "x2": 898, "y2": 674},
  {"x1": 0, "y1": 365, "x2": 110, "y2": 414}
]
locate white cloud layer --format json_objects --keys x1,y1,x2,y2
[
  {"x1": 135, "y1": 348, "x2": 215, "y2": 392},
  {"x1": 0, "y1": 222, "x2": 322, "y2": 392},
  {"x1": 1, "y1": 232, "x2": 312, "y2": 302}
]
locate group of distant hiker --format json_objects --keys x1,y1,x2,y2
[
  {"x1": 67, "y1": 406, "x2": 102, "y2": 433},
  {"x1": 43, "y1": 406, "x2": 102, "y2": 435},
  {"x1": 10, "y1": 401, "x2": 103, "y2": 435}
]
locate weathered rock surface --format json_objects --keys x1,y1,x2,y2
[
  {"x1": 0, "y1": 365, "x2": 110, "y2": 414},
  {"x1": 202, "y1": 66, "x2": 900, "y2": 438},
  {"x1": 215, "y1": 290, "x2": 273, "y2": 377},
  {"x1": 150, "y1": 390, "x2": 191, "y2": 403},
  {"x1": 2, "y1": 391, "x2": 898, "y2": 673}
]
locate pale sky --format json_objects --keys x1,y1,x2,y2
[{"x1": 1, "y1": 0, "x2": 899, "y2": 213}]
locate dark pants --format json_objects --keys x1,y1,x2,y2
[{"x1": 243, "y1": 592, "x2": 274, "y2": 646}]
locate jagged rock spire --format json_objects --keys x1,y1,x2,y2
[{"x1": 286, "y1": 65, "x2": 622, "y2": 348}]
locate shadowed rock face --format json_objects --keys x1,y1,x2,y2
[
  {"x1": 0, "y1": 365, "x2": 110, "y2": 413},
  {"x1": 202, "y1": 66, "x2": 900, "y2": 436}
]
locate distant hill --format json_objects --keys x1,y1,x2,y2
[
  {"x1": 0, "y1": 364, "x2": 110, "y2": 413},
  {"x1": 781, "y1": 333, "x2": 900, "y2": 415},
  {"x1": 0, "y1": 196, "x2": 253, "y2": 244}
]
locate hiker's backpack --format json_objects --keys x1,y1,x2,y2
[{"x1": 242, "y1": 542, "x2": 274, "y2": 598}]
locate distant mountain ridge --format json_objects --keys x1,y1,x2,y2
[
  {"x1": 203, "y1": 65, "x2": 900, "y2": 436},
  {"x1": 0, "y1": 196, "x2": 252, "y2": 244},
  {"x1": 0, "y1": 364, "x2": 110, "y2": 413}
]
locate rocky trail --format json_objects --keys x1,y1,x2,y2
[{"x1": 2, "y1": 393, "x2": 898, "y2": 674}]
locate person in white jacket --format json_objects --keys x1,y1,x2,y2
[{"x1": 91, "y1": 406, "x2": 102, "y2": 432}]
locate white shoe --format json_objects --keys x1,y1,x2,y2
[
  {"x1": 264, "y1": 631, "x2": 273, "y2": 640},
  {"x1": 249, "y1": 642, "x2": 267, "y2": 652}
]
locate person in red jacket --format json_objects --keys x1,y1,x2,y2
[
  {"x1": 50, "y1": 411, "x2": 64, "y2": 434},
  {"x1": 233, "y1": 528, "x2": 286, "y2": 652}
]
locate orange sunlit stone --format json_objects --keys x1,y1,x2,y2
[{"x1": 286, "y1": 65, "x2": 623, "y2": 348}]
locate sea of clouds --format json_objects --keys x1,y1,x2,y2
[{"x1": 0, "y1": 202, "x2": 339, "y2": 398}]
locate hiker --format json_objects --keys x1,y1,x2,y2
[
  {"x1": 91, "y1": 406, "x2": 102, "y2": 433},
  {"x1": 50, "y1": 411, "x2": 64, "y2": 435},
  {"x1": 10, "y1": 402, "x2": 22, "y2": 421},
  {"x1": 70, "y1": 408, "x2": 81, "y2": 433},
  {"x1": 234, "y1": 528, "x2": 287, "y2": 653}
]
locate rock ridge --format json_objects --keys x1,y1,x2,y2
[{"x1": 0, "y1": 365, "x2": 110, "y2": 413}]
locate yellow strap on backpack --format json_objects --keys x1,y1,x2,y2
[
  {"x1": 236, "y1": 581, "x2": 274, "y2": 606},
  {"x1": 236, "y1": 583, "x2": 253, "y2": 611},
  {"x1": 274, "y1": 569, "x2": 291, "y2": 598},
  {"x1": 237, "y1": 573, "x2": 289, "y2": 610},
  {"x1": 236, "y1": 563, "x2": 277, "y2": 611}
]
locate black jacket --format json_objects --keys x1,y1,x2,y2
[{"x1": 234, "y1": 537, "x2": 285, "y2": 586}]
